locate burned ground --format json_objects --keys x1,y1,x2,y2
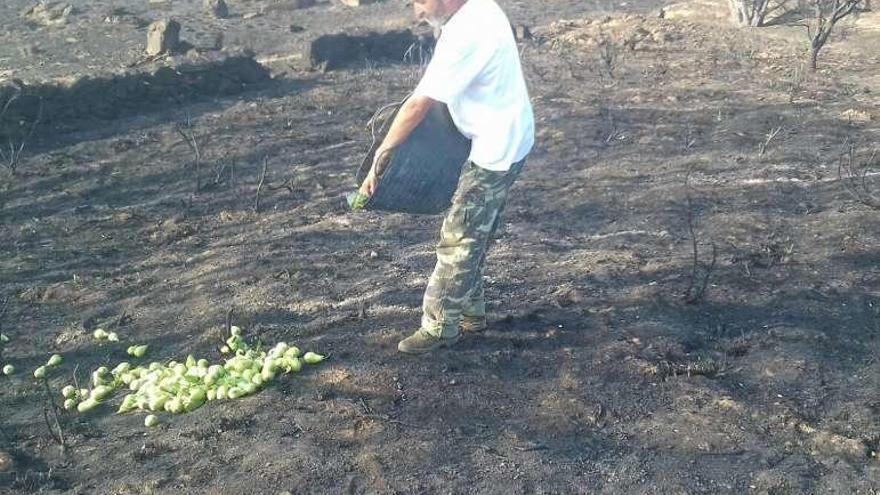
[{"x1": 1, "y1": 0, "x2": 880, "y2": 494}]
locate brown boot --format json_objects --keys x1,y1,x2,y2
[
  {"x1": 459, "y1": 315, "x2": 488, "y2": 333},
  {"x1": 398, "y1": 328, "x2": 461, "y2": 354}
]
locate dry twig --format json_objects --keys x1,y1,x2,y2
[
  {"x1": 759, "y1": 125, "x2": 785, "y2": 156},
  {"x1": 838, "y1": 140, "x2": 880, "y2": 209},
  {"x1": 175, "y1": 112, "x2": 202, "y2": 193},
  {"x1": 254, "y1": 156, "x2": 269, "y2": 212},
  {"x1": 684, "y1": 166, "x2": 718, "y2": 304}
]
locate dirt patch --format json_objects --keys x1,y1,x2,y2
[
  {"x1": 308, "y1": 29, "x2": 430, "y2": 71},
  {"x1": 0, "y1": 53, "x2": 270, "y2": 140}
]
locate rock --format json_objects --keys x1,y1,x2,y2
[
  {"x1": 265, "y1": 0, "x2": 316, "y2": 9},
  {"x1": 146, "y1": 19, "x2": 181, "y2": 56},
  {"x1": 0, "y1": 450, "x2": 15, "y2": 473},
  {"x1": 21, "y1": 2, "x2": 73, "y2": 27},
  {"x1": 512, "y1": 24, "x2": 531, "y2": 41},
  {"x1": 204, "y1": 0, "x2": 228, "y2": 18}
]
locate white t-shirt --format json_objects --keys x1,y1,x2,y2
[{"x1": 413, "y1": 0, "x2": 534, "y2": 172}]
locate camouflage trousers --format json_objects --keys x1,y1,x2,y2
[{"x1": 421, "y1": 159, "x2": 526, "y2": 337}]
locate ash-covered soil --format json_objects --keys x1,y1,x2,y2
[{"x1": 1, "y1": 0, "x2": 880, "y2": 494}]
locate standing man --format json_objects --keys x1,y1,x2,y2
[{"x1": 359, "y1": 0, "x2": 534, "y2": 354}]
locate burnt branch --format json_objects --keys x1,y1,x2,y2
[
  {"x1": 40, "y1": 378, "x2": 66, "y2": 451},
  {"x1": 0, "y1": 94, "x2": 43, "y2": 175},
  {"x1": 683, "y1": 166, "x2": 718, "y2": 304},
  {"x1": 175, "y1": 112, "x2": 202, "y2": 193},
  {"x1": 759, "y1": 125, "x2": 785, "y2": 156},
  {"x1": 838, "y1": 140, "x2": 880, "y2": 209},
  {"x1": 254, "y1": 156, "x2": 269, "y2": 213}
]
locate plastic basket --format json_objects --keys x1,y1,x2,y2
[{"x1": 355, "y1": 100, "x2": 471, "y2": 215}]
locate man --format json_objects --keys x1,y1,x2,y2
[{"x1": 359, "y1": 0, "x2": 534, "y2": 354}]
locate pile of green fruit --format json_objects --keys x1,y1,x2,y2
[{"x1": 46, "y1": 326, "x2": 325, "y2": 426}]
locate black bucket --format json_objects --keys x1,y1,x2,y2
[{"x1": 355, "y1": 100, "x2": 471, "y2": 215}]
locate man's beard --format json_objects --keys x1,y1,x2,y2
[{"x1": 425, "y1": 15, "x2": 443, "y2": 38}]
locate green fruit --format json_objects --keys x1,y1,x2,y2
[
  {"x1": 77, "y1": 399, "x2": 99, "y2": 413},
  {"x1": 92, "y1": 385, "x2": 114, "y2": 401},
  {"x1": 107, "y1": 332, "x2": 119, "y2": 342},
  {"x1": 347, "y1": 191, "x2": 368, "y2": 211},
  {"x1": 2, "y1": 364, "x2": 14, "y2": 375},
  {"x1": 0, "y1": 333, "x2": 9, "y2": 343},
  {"x1": 63, "y1": 398, "x2": 77, "y2": 410},
  {"x1": 93, "y1": 328, "x2": 108, "y2": 340},
  {"x1": 215, "y1": 385, "x2": 228, "y2": 400},
  {"x1": 230, "y1": 326, "x2": 242, "y2": 337},
  {"x1": 132, "y1": 345, "x2": 148, "y2": 358},
  {"x1": 148, "y1": 394, "x2": 169, "y2": 412},
  {"x1": 46, "y1": 354, "x2": 63, "y2": 367},
  {"x1": 144, "y1": 415, "x2": 159, "y2": 427},
  {"x1": 61, "y1": 385, "x2": 76, "y2": 399},
  {"x1": 33, "y1": 366, "x2": 47, "y2": 379},
  {"x1": 302, "y1": 352, "x2": 325, "y2": 365},
  {"x1": 112, "y1": 363, "x2": 131, "y2": 375},
  {"x1": 286, "y1": 358, "x2": 302, "y2": 373},
  {"x1": 117, "y1": 394, "x2": 137, "y2": 413},
  {"x1": 283, "y1": 347, "x2": 301, "y2": 359},
  {"x1": 165, "y1": 398, "x2": 183, "y2": 414}
]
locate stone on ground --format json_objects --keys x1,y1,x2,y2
[
  {"x1": 146, "y1": 19, "x2": 181, "y2": 56},
  {"x1": 204, "y1": 0, "x2": 229, "y2": 18}
]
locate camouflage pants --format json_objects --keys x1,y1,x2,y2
[{"x1": 421, "y1": 159, "x2": 525, "y2": 337}]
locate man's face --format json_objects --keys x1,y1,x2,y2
[{"x1": 412, "y1": 0, "x2": 447, "y2": 27}]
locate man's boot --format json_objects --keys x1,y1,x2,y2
[{"x1": 398, "y1": 328, "x2": 461, "y2": 354}]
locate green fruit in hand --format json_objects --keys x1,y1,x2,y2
[
  {"x1": 46, "y1": 354, "x2": 63, "y2": 367},
  {"x1": 347, "y1": 191, "x2": 368, "y2": 211}
]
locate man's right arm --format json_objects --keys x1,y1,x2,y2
[{"x1": 358, "y1": 95, "x2": 435, "y2": 197}]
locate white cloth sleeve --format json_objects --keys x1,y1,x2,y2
[{"x1": 413, "y1": 37, "x2": 495, "y2": 104}]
